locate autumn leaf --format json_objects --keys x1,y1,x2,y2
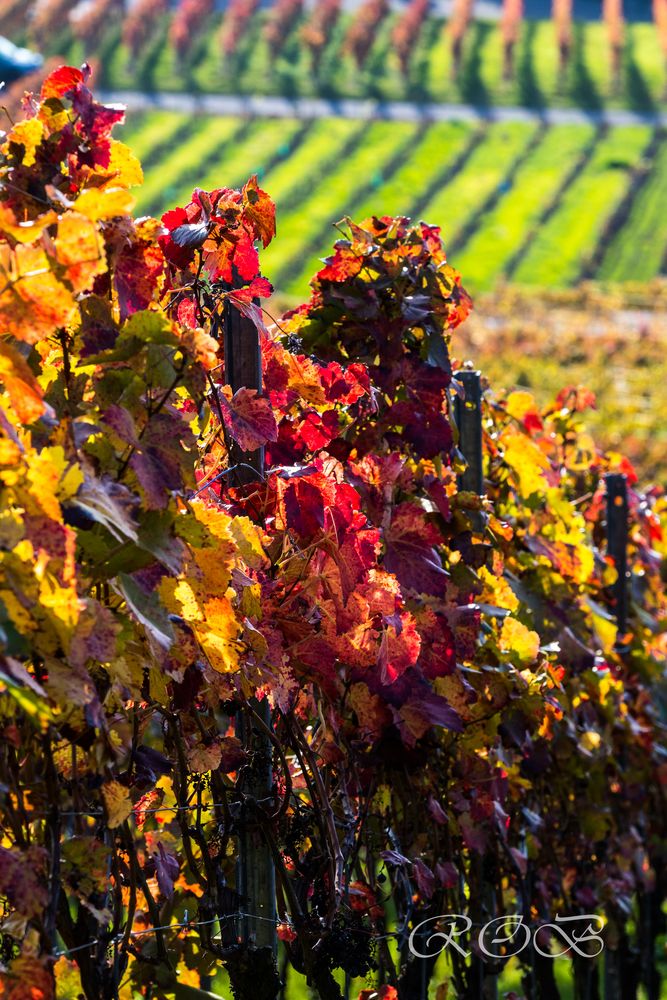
[
  {"x1": 242, "y1": 174, "x2": 276, "y2": 248},
  {"x1": 73, "y1": 186, "x2": 135, "y2": 221},
  {"x1": 102, "y1": 781, "x2": 133, "y2": 828},
  {"x1": 0, "y1": 341, "x2": 48, "y2": 423},
  {"x1": 0, "y1": 243, "x2": 76, "y2": 344},
  {"x1": 499, "y1": 616, "x2": 540, "y2": 665},
  {"x1": 220, "y1": 387, "x2": 278, "y2": 452},
  {"x1": 55, "y1": 212, "x2": 107, "y2": 293}
]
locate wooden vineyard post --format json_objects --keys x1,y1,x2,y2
[
  {"x1": 605, "y1": 473, "x2": 628, "y2": 637},
  {"x1": 453, "y1": 370, "x2": 497, "y2": 1000},
  {"x1": 223, "y1": 297, "x2": 278, "y2": 964},
  {"x1": 603, "y1": 472, "x2": 628, "y2": 1000},
  {"x1": 454, "y1": 369, "x2": 484, "y2": 496}
]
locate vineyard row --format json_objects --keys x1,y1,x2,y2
[
  {"x1": 121, "y1": 111, "x2": 667, "y2": 295},
  {"x1": 21, "y1": 11, "x2": 667, "y2": 113}
]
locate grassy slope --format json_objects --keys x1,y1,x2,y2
[
  {"x1": 48, "y1": 17, "x2": 667, "y2": 111},
  {"x1": 125, "y1": 114, "x2": 667, "y2": 295},
  {"x1": 598, "y1": 137, "x2": 667, "y2": 281},
  {"x1": 168, "y1": 117, "x2": 303, "y2": 208},
  {"x1": 260, "y1": 121, "x2": 421, "y2": 291},
  {"x1": 512, "y1": 126, "x2": 652, "y2": 286},
  {"x1": 348, "y1": 121, "x2": 475, "y2": 222},
  {"x1": 134, "y1": 116, "x2": 244, "y2": 214},
  {"x1": 419, "y1": 122, "x2": 539, "y2": 249},
  {"x1": 453, "y1": 124, "x2": 596, "y2": 292}
]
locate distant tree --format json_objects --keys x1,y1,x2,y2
[
  {"x1": 69, "y1": 0, "x2": 123, "y2": 49},
  {"x1": 264, "y1": 0, "x2": 304, "y2": 60},
  {"x1": 219, "y1": 0, "x2": 260, "y2": 60},
  {"x1": 169, "y1": 0, "x2": 215, "y2": 63},
  {"x1": 653, "y1": 0, "x2": 667, "y2": 87},
  {"x1": 122, "y1": 0, "x2": 169, "y2": 60},
  {"x1": 344, "y1": 0, "x2": 390, "y2": 69},
  {"x1": 448, "y1": 0, "x2": 474, "y2": 78},
  {"x1": 603, "y1": 0, "x2": 624, "y2": 87},
  {"x1": 501, "y1": 0, "x2": 523, "y2": 79},
  {"x1": 302, "y1": 0, "x2": 341, "y2": 73},
  {"x1": 392, "y1": 0, "x2": 430, "y2": 76},
  {"x1": 552, "y1": 0, "x2": 573, "y2": 76},
  {"x1": 29, "y1": 0, "x2": 77, "y2": 46}
]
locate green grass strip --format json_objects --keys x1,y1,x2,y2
[
  {"x1": 598, "y1": 136, "x2": 667, "y2": 282},
  {"x1": 418, "y1": 122, "x2": 538, "y2": 250},
  {"x1": 134, "y1": 116, "x2": 242, "y2": 215},
  {"x1": 121, "y1": 111, "x2": 191, "y2": 167},
  {"x1": 513, "y1": 125, "x2": 652, "y2": 286},
  {"x1": 262, "y1": 118, "x2": 366, "y2": 213},
  {"x1": 168, "y1": 117, "x2": 303, "y2": 210},
  {"x1": 263, "y1": 121, "x2": 420, "y2": 293},
  {"x1": 351, "y1": 121, "x2": 475, "y2": 222},
  {"x1": 454, "y1": 124, "x2": 596, "y2": 292}
]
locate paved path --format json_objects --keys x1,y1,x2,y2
[{"x1": 103, "y1": 89, "x2": 667, "y2": 127}]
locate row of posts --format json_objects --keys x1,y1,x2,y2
[{"x1": 225, "y1": 295, "x2": 630, "y2": 997}]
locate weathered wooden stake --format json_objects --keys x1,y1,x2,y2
[
  {"x1": 223, "y1": 297, "x2": 277, "y2": 958},
  {"x1": 604, "y1": 472, "x2": 628, "y2": 638},
  {"x1": 603, "y1": 472, "x2": 630, "y2": 1000},
  {"x1": 454, "y1": 370, "x2": 497, "y2": 1000},
  {"x1": 454, "y1": 369, "x2": 484, "y2": 497}
]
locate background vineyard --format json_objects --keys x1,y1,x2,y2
[
  {"x1": 21, "y1": 9, "x2": 667, "y2": 111},
  {"x1": 118, "y1": 110, "x2": 667, "y2": 295}
]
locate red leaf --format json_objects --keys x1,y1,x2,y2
[
  {"x1": 436, "y1": 861, "x2": 458, "y2": 888},
  {"x1": 40, "y1": 65, "x2": 84, "y2": 100},
  {"x1": 358, "y1": 987, "x2": 398, "y2": 1000},
  {"x1": 283, "y1": 474, "x2": 330, "y2": 540},
  {"x1": 318, "y1": 244, "x2": 364, "y2": 283},
  {"x1": 242, "y1": 174, "x2": 276, "y2": 248},
  {"x1": 115, "y1": 242, "x2": 165, "y2": 321},
  {"x1": 221, "y1": 387, "x2": 278, "y2": 452},
  {"x1": 277, "y1": 921, "x2": 297, "y2": 943},
  {"x1": 383, "y1": 503, "x2": 447, "y2": 596},
  {"x1": 233, "y1": 231, "x2": 260, "y2": 281},
  {"x1": 232, "y1": 275, "x2": 273, "y2": 302},
  {"x1": 377, "y1": 611, "x2": 421, "y2": 685},
  {"x1": 412, "y1": 858, "x2": 436, "y2": 900}
]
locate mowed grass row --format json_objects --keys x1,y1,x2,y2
[
  {"x1": 454, "y1": 123, "x2": 597, "y2": 290},
  {"x1": 599, "y1": 135, "x2": 667, "y2": 282},
  {"x1": 512, "y1": 125, "x2": 652, "y2": 286},
  {"x1": 56, "y1": 15, "x2": 667, "y2": 111},
  {"x1": 125, "y1": 114, "x2": 667, "y2": 295},
  {"x1": 261, "y1": 121, "x2": 423, "y2": 292}
]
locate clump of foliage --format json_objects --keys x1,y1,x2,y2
[{"x1": 0, "y1": 67, "x2": 665, "y2": 1000}]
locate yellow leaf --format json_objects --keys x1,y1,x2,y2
[
  {"x1": 579, "y1": 730, "x2": 601, "y2": 752},
  {"x1": 190, "y1": 500, "x2": 234, "y2": 540},
  {"x1": 0, "y1": 203, "x2": 57, "y2": 243},
  {"x1": 102, "y1": 781, "x2": 133, "y2": 828},
  {"x1": 0, "y1": 341, "x2": 46, "y2": 423},
  {"x1": 100, "y1": 139, "x2": 143, "y2": 189},
  {"x1": 285, "y1": 352, "x2": 327, "y2": 405},
  {"x1": 0, "y1": 243, "x2": 77, "y2": 344},
  {"x1": 5, "y1": 117, "x2": 44, "y2": 166},
  {"x1": 169, "y1": 578, "x2": 201, "y2": 622},
  {"x1": 227, "y1": 515, "x2": 267, "y2": 569},
  {"x1": 56, "y1": 211, "x2": 107, "y2": 293},
  {"x1": 506, "y1": 390, "x2": 538, "y2": 422},
  {"x1": 73, "y1": 186, "x2": 135, "y2": 221},
  {"x1": 197, "y1": 596, "x2": 240, "y2": 673},
  {"x1": 500, "y1": 428, "x2": 550, "y2": 497},
  {"x1": 499, "y1": 616, "x2": 540, "y2": 664},
  {"x1": 477, "y1": 566, "x2": 519, "y2": 613}
]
